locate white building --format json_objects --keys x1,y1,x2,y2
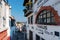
[
  {"x1": 0, "y1": 0, "x2": 11, "y2": 38},
  {"x1": 23, "y1": 0, "x2": 60, "y2": 40}
]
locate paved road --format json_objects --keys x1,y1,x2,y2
[{"x1": 10, "y1": 26, "x2": 27, "y2": 40}]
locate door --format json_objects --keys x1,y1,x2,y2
[
  {"x1": 36, "y1": 35, "x2": 40, "y2": 40},
  {"x1": 29, "y1": 30, "x2": 33, "y2": 40}
]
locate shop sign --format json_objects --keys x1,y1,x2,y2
[
  {"x1": 36, "y1": 28, "x2": 43, "y2": 34},
  {"x1": 36, "y1": 25, "x2": 53, "y2": 35},
  {"x1": 45, "y1": 30, "x2": 53, "y2": 35},
  {"x1": 37, "y1": 29, "x2": 53, "y2": 35},
  {"x1": 37, "y1": 25, "x2": 47, "y2": 30}
]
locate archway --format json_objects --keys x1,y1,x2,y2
[{"x1": 35, "y1": 6, "x2": 60, "y2": 25}]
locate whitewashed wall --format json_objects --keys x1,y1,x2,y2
[
  {"x1": 27, "y1": 0, "x2": 60, "y2": 40},
  {"x1": 0, "y1": 0, "x2": 10, "y2": 36},
  {"x1": 33, "y1": 0, "x2": 60, "y2": 16}
]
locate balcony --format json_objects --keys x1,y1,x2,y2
[
  {"x1": 23, "y1": 2, "x2": 33, "y2": 17},
  {"x1": 23, "y1": 0, "x2": 29, "y2": 6},
  {"x1": 23, "y1": 8, "x2": 33, "y2": 17}
]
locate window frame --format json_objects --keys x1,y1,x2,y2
[
  {"x1": 36, "y1": 10, "x2": 56, "y2": 25},
  {"x1": 28, "y1": 15, "x2": 33, "y2": 24},
  {"x1": 41, "y1": 38, "x2": 45, "y2": 40},
  {"x1": 55, "y1": 31, "x2": 60, "y2": 37}
]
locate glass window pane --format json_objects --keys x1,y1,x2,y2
[
  {"x1": 44, "y1": 18, "x2": 46, "y2": 23},
  {"x1": 39, "y1": 15, "x2": 41, "y2": 19},
  {"x1": 40, "y1": 15, "x2": 42, "y2": 18},
  {"x1": 37, "y1": 10, "x2": 55, "y2": 25},
  {"x1": 51, "y1": 17, "x2": 55, "y2": 23},
  {"x1": 47, "y1": 18, "x2": 50, "y2": 23},
  {"x1": 51, "y1": 13, "x2": 54, "y2": 16},
  {"x1": 28, "y1": 17, "x2": 30, "y2": 24},
  {"x1": 31, "y1": 16, "x2": 33, "y2": 24},
  {"x1": 43, "y1": 14, "x2": 46, "y2": 18},
  {"x1": 37, "y1": 18, "x2": 39, "y2": 24},
  {"x1": 47, "y1": 10, "x2": 50, "y2": 13},
  {"x1": 47, "y1": 13, "x2": 50, "y2": 17},
  {"x1": 41, "y1": 38, "x2": 45, "y2": 40},
  {"x1": 43, "y1": 10, "x2": 47, "y2": 14},
  {"x1": 55, "y1": 31, "x2": 59, "y2": 37},
  {"x1": 40, "y1": 18, "x2": 42, "y2": 23},
  {"x1": 40, "y1": 12, "x2": 43, "y2": 15}
]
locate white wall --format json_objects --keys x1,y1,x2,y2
[
  {"x1": 6, "y1": 5, "x2": 10, "y2": 36},
  {"x1": 27, "y1": 0, "x2": 60, "y2": 40},
  {"x1": 33, "y1": 0, "x2": 60, "y2": 16},
  {"x1": 27, "y1": 24, "x2": 60, "y2": 40},
  {"x1": 0, "y1": 0, "x2": 10, "y2": 36}
]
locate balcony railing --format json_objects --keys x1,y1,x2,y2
[
  {"x1": 25, "y1": 2, "x2": 32, "y2": 6},
  {"x1": 23, "y1": 0, "x2": 29, "y2": 6},
  {"x1": 23, "y1": 2, "x2": 33, "y2": 17},
  {"x1": 23, "y1": 8, "x2": 33, "y2": 17}
]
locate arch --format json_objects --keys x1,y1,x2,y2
[{"x1": 35, "y1": 6, "x2": 60, "y2": 25}]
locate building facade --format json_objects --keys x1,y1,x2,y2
[
  {"x1": 0, "y1": 0, "x2": 11, "y2": 40},
  {"x1": 23, "y1": 0, "x2": 60, "y2": 40},
  {"x1": 16, "y1": 22, "x2": 26, "y2": 31}
]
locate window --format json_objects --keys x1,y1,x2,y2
[
  {"x1": 55, "y1": 31, "x2": 59, "y2": 37},
  {"x1": 3, "y1": 17, "x2": 6, "y2": 27},
  {"x1": 36, "y1": 10, "x2": 56, "y2": 25},
  {"x1": 29, "y1": 31, "x2": 33, "y2": 40},
  {"x1": 36, "y1": 35, "x2": 40, "y2": 40},
  {"x1": 41, "y1": 38, "x2": 45, "y2": 40},
  {"x1": 3, "y1": 17, "x2": 6, "y2": 20},
  {"x1": 28, "y1": 15, "x2": 33, "y2": 24},
  {"x1": 28, "y1": 17, "x2": 30, "y2": 24}
]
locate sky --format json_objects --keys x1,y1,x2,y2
[{"x1": 8, "y1": 0, "x2": 27, "y2": 22}]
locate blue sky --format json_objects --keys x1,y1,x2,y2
[{"x1": 8, "y1": 0, "x2": 27, "y2": 22}]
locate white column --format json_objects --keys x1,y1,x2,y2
[
  {"x1": 33, "y1": 31, "x2": 36, "y2": 40},
  {"x1": 27, "y1": 27, "x2": 29, "y2": 40}
]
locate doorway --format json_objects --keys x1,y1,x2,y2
[{"x1": 29, "y1": 30, "x2": 33, "y2": 40}]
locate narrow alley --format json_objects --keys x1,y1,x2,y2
[
  {"x1": 10, "y1": 27, "x2": 26, "y2": 40},
  {"x1": 0, "y1": 0, "x2": 60, "y2": 40}
]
